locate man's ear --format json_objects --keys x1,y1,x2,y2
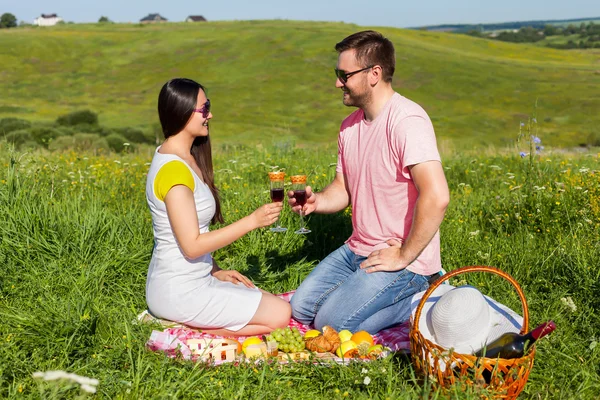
[{"x1": 369, "y1": 65, "x2": 382, "y2": 86}]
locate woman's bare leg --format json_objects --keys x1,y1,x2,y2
[{"x1": 200, "y1": 292, "x2": 291, "y2": 336}]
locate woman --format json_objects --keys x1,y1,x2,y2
[{"x1": 145, "y1": 78, "x2": 291, "y2": 336}]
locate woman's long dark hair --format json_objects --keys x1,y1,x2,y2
[{"x1": 157, "y1": 78, "x2": 223, "y2": 224}]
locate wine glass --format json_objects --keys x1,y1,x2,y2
[
  {"x1": 290, "y1": 175, "x2": 311, "y2": 234},
  {"x1": 268, "y1": 172, "x2": 287, "y2": 233}
]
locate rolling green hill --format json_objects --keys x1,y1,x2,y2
[{"x1": 1, "y1": 20, "x2": 599, "y2": 147}]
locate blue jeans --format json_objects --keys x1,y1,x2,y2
[{"x1": 291, "y1": 244, "x2": 430, "y2": 334}]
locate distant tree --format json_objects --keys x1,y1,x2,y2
[
  {"x1": 465, "y1": 29, "x2": 483, "y2": 37},
  {"x1": 56, "y1": 110, "x2": 99, "y2": 126},
  {"x1": 564, "y1": 24, "x2": 578, "y2": 35},
  {"x1": 543, "y1": 24, "x2": 558, "y2": 36},
  {"x1": 0, "y1": 12, "x2": 17, "y2": 28},
  {"x1": 98, "y1": 16, "x2": 111, "y2": 23}
]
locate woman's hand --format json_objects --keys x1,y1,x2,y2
[
  {"x1": 250, "y1": 202, "x2": 283, "y2": 229},
  {"x1": 212, "y1": 269, "x2": 255, "y2": 288}
]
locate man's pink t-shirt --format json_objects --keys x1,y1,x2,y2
[{"x1": 336, "y1": 92, "x2": 442, "y2": 276}]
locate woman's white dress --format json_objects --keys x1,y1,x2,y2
[{"x1": 145, "y1": 149, "x2": 261, "y2": 331}]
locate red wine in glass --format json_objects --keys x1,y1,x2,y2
[
  {"x1": 293, "y1": 190, "x2": 307, "y2": 206},
  {"x1": 270, "y1": 188, "x2": 285, "y2": 202},
  {"x1": 268, "y1": 172, "x2": 287, "y2": 233},
  {"x1": 290, "y1": 175, "x2": 311, "y2": 234}
]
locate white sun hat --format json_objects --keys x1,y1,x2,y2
[{"x1": 410, "y1": 284, "x2": 523, "y2": 354}]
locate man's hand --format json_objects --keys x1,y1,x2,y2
[
  {"x1": 288, "y1": 185, "x2": 318, "y2": 216},
  {"x1": 360, "y1": 239, "x2": 409, "y2": 273},
  {"x1": 212, "y1": 270, "x2": 255, "y2": 288}
]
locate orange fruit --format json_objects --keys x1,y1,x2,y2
[
  {"x1": 226, "y1": 338, "x2": 243, "y2": 354},
  {"x1": 351, "y1": 331, "x2": 374, "y2": 346}
]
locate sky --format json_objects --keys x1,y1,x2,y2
[{"x1": 2, "y1": 0, "x2": 599, "y2": 28}]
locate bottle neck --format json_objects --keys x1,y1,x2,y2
[{"x1": 528, "y1": 321, "x2": 557, "y2": 341}]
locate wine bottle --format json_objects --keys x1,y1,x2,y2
[{"x1": 474, "y1": 321, "x2": 556, "y2": 359}]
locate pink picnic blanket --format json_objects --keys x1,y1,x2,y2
[{"x1": 146, "y1": 291, "x2": 410, "y2": 363}]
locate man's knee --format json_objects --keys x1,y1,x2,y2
[{"x1": 290, "y1": 290, "x2": 314, "y2": 325}]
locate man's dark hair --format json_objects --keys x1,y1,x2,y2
[{"x1": 335, "y1": 30, "x2": 395, "y2": 83}]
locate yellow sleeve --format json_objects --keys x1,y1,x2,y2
[{"x1": 154, "y1": 160, "x2": 195, "y2": 201}]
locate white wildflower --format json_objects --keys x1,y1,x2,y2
[
  {"x1": 361, "y1": 368, "x2": 368, "y2": 374},
  {"x1": 469, "y1": 230, "x2": 480, "y2": 236},
  {"x1": 561, "y1": 296, "x2": 576, "y2": 312},
  {"x1": 228, "y1": 159, "x2": 237, "y2": 164},
  {"x1": 363, "y1": 376, "x2": 371, "y2": 385},
  {"x1": 123, "y1": 142, "x2": 130, "y2": 146},
  {"x1": 33, "y1": 370, "x2": 99, "y2": 393}
]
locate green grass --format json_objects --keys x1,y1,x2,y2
[
  {"x1": 0, "y1": 21, "x2": 599, "y2": 147},
  {"x1": 0, "y1": 140, "x2": 599, "y2": 398}
]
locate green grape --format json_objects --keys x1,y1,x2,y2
[{"x1": 271, "y1": 327, "x2": 310, "y2": 353}]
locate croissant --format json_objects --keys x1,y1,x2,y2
[
  {"x1": 305, "y1": 335, "x2": 333, "y2": 353},
  {"x1": 305, "y1": 325, "x2": 341, "y2": 353},
  {"x1": 322, "y1": 326, "x2": 341, "y2": 353}
]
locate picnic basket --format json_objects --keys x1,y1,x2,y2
[{"x1": 410, "y1": 266, "x2": 536, "y2": 399}]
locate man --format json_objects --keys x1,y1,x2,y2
[{"x1": 289, "y1": 30, "x2": 449, "y2": 334}]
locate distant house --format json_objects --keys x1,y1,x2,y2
[
  {"x1": 33, "y1": 14, "x2": 63, "y2": 26},
  {"x1": 186, "y1": 15, "x2": 207, "y2": 22},
  {"x1": 140, "y1": 13, "x2": 168, "y2": 23}
]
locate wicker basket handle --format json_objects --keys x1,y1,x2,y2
[{"x1": 412, "y1": 266, "x2": 529, "y2": 335}]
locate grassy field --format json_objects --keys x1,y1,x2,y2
[
  {"x1": 0, "y1": 139, "x2": 599, "y2": 398},
  {"x1": 0, "y1": 21, "x2": 599, "y2": 147}
]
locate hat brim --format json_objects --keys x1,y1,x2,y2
[{"x1": 410, "y1": 284, "x2": 523, "y2": 354}]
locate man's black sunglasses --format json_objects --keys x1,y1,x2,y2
[{"x1": 334, "y1": 66, "x2": 374, "y2": 83}]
